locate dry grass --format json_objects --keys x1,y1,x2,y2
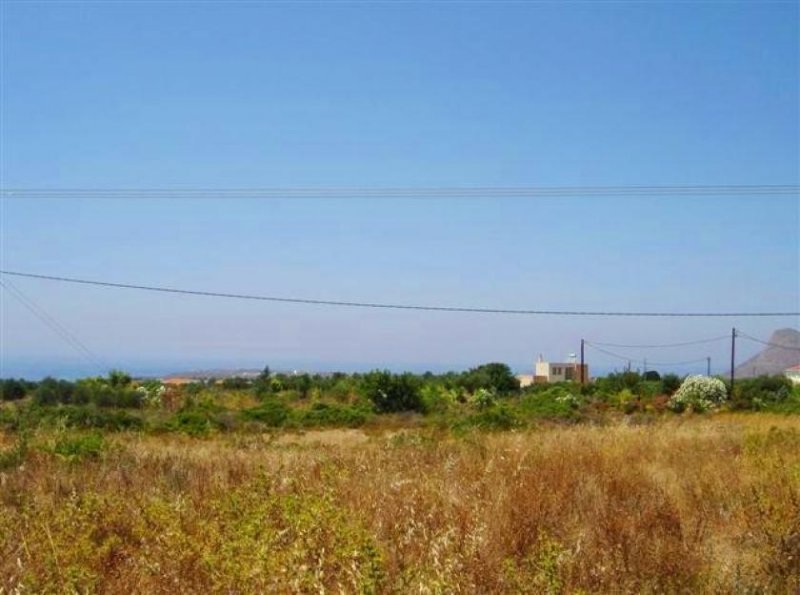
[{"x1": 1, "y1": 414, "x2": 798, "y2": 593}]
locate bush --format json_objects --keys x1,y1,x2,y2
[
  {"x1": 0, "y1": 378, "x2": 28, "y2": 401},
  {"x1": 459, "y1": 404, "x2": 519, "y2": 430},
  {"x1": 291, "y1": 402, "x2": 371, "y2": 428},
  {"x1": 34, "y1": 377, "x2": 74, "y2": 406},
  {"x1": 222, "y1": 377, "x2": 251, "y2": 390},
  {"x1": 520, "y1": 388, "x2": 580, "y2": 419},
  {"x1": 360, "y1": 371, "x2": 422, "y2": 413},
  {"x1": 660, "y1": 374, "x2": 682, "y2": 396},
  {"x1": 239, "y1": 401, "x2": 291, "y2": 427},
  {"x1": 25, "y1": 405, "x2": 144, "y2": 431},
  {"x1": 668, "y1": 376, "x2": 727, "y2": 413},
  {"x1": 51, "y1": 432, "x2": 105, "y2": 460},
  {"x1": 167, "y1": 400, "x2": 225, "y2": 436},
  {"x1": 731, "y1": 375, "x2": 793, "y2": 410},
  {"x1": 459, "y1": 363, "x2": 520, "y2": 395}
]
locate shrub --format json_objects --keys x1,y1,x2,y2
[
  {"x1": 0, "y1": 379, "x2": 28, "y2": 401},
  {"x1": 51, "y1": 432, "x2": 106, "y2": 460},
  {"x1": 660, "y1": 374, "x2": 682, "y2": 395},
  {"x1": 460, "y1": 404, "x2": 519, "y2": 430},
  {"x1": 167, "y1": 400, "x2": 224, "y2": 436},
  {"x1": 419, "y1": 385, "x2": 456, "y2": 414},
  {"x1": 668, "y1": 376, "x2": 727, "y2": 413},
  {"x1": 291, "y1": 402, "x2": 371, "y2": 428},
  {"x1": 459, "y1": 363, "x2": 520, "y2": 395},
  {"x1": 731, "y1": 375, "x2": 793, "y2": 410},
  {"x1": 520, "y1": 388, "x2": 579, "y2": 419},
  {"x1": 222, "y1": 377, "x2": 252, "y2": 390},
  {"x1": 472, "y1": 388, "x2": 497, "y2": 409},
  {"x1": 239, "y1": 401, "x2": 291, "y2": 427},
  {"x1": 360, "y1": 371, "x2": 422, "y2": 413},
  {"x1": 33, "y1": 377, "x2": 74, "y2": 406}
]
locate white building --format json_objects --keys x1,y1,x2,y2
[
  {"x1": 785, "y1": 364, "x2": 800, "y2": 385},
  {"x1": 525, "y1": 354, "x2": 590, "y2": 384}
]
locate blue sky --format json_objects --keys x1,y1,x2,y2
[{"x1": 1, "y1": 1, "x2": 798, "y2": 378}]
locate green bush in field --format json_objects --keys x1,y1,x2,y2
[
  {"x1": 519, "y1": 388, "x2": 579, "y2": 419},
  {"x1": 660, "y1": 374, "x2": 682, "y2": 395},
  {"x1": 459, "y1": 404, "x2": 519, "y2": 430},
  {"x1": 167, "y1": 399, "x2": 225, "y2": 436},
  {"x1": 459, "y1": 363, "x2": 520, "y2": 395},
  {"x1": 0, "y1": 378, "x2": 28, "y2": 401},
  {"x1": 51, "y1": 432, "x2": 106, "y2": 460},
  {"x1": 419, "y1": 384, "x2": 457, "y2": 414},
  {"x1": 764, "y1": 384, "x2": 800, "y2": 414},
  {"x1": 731, "y1": 375, "x2": 794, "y2": 410},
  {"x1": 291, "y1": 402, "x2": 371, "y2": 428},
  {"x1": 239, "y1": 400, "x2": 291, "y2": 427},
  {"x1": 360, "y1": 371, "x2": 422, "y2": 413}
]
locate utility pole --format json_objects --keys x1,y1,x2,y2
[
  {"x1": 730, "y1": 328, "x2": 736, "y2": 395},
  {"x1": 707, "y1": 357, "x2": 711, "y2": 377},
  {"x1": 643, "y1": 358, "x2": 647, "y2": 375},
  {"x1": 580, "y1": 339, "x2": 585, "y2": 385}
]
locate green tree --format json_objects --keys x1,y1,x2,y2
[
  {"x1": 107, "y1": 370, "x2": 132, "y2": 389},
  {"x1": 360, "y1": 370, "x2": 422, "y2": 413},
  {"x1": 0, "y1": 379, "x2": 27, "y2": 401},
  {"x1": 460, "y1": 363, "x2": 520, "y2": 395}
]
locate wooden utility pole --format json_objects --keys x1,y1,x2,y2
[
  {"x1": 707, "y1": 357, "x2": 711, "y2": 376},
  {"x1": 730, "y1": 328, "x2": 736, "y2": 394},
  {"x1": 580, "y1": 339, "x2": 585, "y2": 385}
]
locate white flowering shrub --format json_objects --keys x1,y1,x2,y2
[
  {"x1": 668, "y1": 375, "x2": 727, "y2": 413},
  {"x1": 136, "y1": 381, "x2": 166, "y2": 408},
  {"x1": 472, "y1": 388, "x2": 497, "y2": 409}
]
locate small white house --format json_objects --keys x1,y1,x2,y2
[
  {"x1": 784, "y1": 364, "x2": 800, "y2": 385},
  {"x1": 533, "y1": 354, "x2": 589, "y2": 384}
]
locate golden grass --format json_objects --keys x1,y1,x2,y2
[{"x1": 1, "y1": 414, "x2": 798, "y2": 593}]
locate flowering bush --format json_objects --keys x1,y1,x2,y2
[
  {"x1": 136, "y1": 381, "x2": 166, "y2": 408},
  {"x1": 668, "y1": 376, "x2": 727, "y2": 413},
  {"x1": 472, "y1": 388, "x2": 497, "y2": 409}
]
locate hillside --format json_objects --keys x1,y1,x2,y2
[{"x1": 735, "y1": 328, "x2": 800, "y2": 378}]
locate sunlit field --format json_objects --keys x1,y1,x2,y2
[{"x1": 1, "y1": 414, "x2": 798, "y2": 593}]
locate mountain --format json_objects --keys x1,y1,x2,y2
[{"x1": 734, "y1": 328, "x2": 800, "y2": 378}]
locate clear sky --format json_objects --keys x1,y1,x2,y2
[{"x1": 1, "y1": 1, "x2": 798, "y2": 378}]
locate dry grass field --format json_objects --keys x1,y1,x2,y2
[{"x1": 1, "y1": 414, "x2": 798, "y2": 593}]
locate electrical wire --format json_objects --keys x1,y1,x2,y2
[
  {"x1": 585, "y1": 335, "x2": 729, "y2": 348},
  {"x1": 736, "y1": 331, "x2": 800, "y2": 352},
  {"x1": 1, "y1": 184, "x2": 798, "y2": 199},
  {"x1": 1, "y1": 270, "x2": 797, "y2": 317},
  {"x1": 0, "y1": 278, "x2": 109, "y2": 371},
  {"x1": 584, "y1": 343, "x2": 709, "y2": 368}
]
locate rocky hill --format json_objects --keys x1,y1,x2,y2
[{"x1": 735, "y1": 328, "x2": 800, "y2": 378}]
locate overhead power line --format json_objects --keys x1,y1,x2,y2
[
  {"x1": 585, "y1": 336, "x2": 729, "y2": 348},
  {"x1": 1, "y1": 270, "x2": 797, "y2": 318},
  {"x1": 584, "y1": 343, "x2": 709, "y2": 367},
  {"x1": 1, "y1": 184, "x2": 798, "y2": 199},
  {"x1": 0, "y1": 278, "x2": 109, "y2": 371},
  {"x1": 736, "y1": 331, "x2": 800, "y2": 352}
]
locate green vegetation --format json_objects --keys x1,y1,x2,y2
[{"x1": 1, "y1": 368, "x2": 797, "y2": 439}]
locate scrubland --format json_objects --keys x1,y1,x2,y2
[{"x1": 1, "y1": 414, "x2": 798, "y2": 593}]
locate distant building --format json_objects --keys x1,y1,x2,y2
[
  {"x1": 785, "y1": 364, "x2": 800, "y2": 385},
  {"x1": 516, "y1": 374, "x2": 535, "y2": 388},
  {"x1": 534, "y1": 354, "x2": 589, "y2": 384}
]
